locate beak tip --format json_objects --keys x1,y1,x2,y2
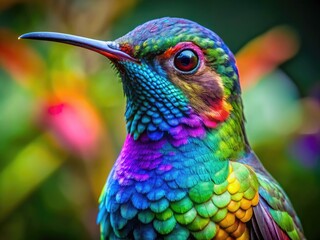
[
  {"x1": 18, "y1": 32, "x2": 55, "y2": 41},
  {"x1": 18, "y1": 33, "x2": 26, "y2": 40},
  {"x1": 18, "y1": 32, "x2": 36, "y2": 40}
]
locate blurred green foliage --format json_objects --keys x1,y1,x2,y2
[{"x1": 0, "y1": 0, "x2": 319, "y2": 239}]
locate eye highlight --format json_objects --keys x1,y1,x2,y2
[{"x1": 174, "y1": 49, "x2": 199, "y2": 73}]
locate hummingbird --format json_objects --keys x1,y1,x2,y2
[{"x1": 20, "y1": 17, "x2": 305, "y2": 240}]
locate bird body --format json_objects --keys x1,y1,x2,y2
[{"x1": 20, "y1": 17, "x2": 305, "y2": 240}]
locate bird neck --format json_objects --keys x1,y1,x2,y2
[
  {"x1": 115, "y1": 97, "x2": 249, "y2": 187},
  {"x1": 206, "y1": 97, "x2": 249, "y2": 160},
  {"x1": 124, "y1": 94, "x2": 247, "y2": 155}
]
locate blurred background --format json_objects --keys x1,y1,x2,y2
[{"x1": 0, "y1": 0, "x2": 319, "y2": 239}]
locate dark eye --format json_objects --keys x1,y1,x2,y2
[{"x1": 174, "y1": 49, "x2": 199, "y2": 72}]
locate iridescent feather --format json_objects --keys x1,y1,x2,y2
[
  {"x1": 97, "y1": 17, "x2": 304, "y2": 240},
  {"x1": 19, "y1": 17, "x2": 305, "y2": 240}
]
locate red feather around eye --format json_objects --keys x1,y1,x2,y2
[{"x1": 120, "y1": 42, "x2": 134, "y2": 56}]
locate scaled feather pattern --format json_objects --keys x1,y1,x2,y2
[
  {"x1": 20, "y1": 17, "x2": 306, "y2": 240},
  {"x1": 98, "y1": 17, "x2": 305, "y2": 240}
]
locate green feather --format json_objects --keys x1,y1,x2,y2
[
  {"x1": 138, "y1": 210, "x2": 155, "y2": 224},
  {"x1": 243, "y1": 187, "x2": 256, "y2": 199},
  {"x1": 164, "y1": 225, "x2": 190, "y2": 240},
  {"x1": 213, "y1": 180, "x2": 229, "y2": 195},
  {"x1": 156, "y1": 208, "x2": 173, "y2": 221},
  {"x1": 211, "y1": 190, "x2": 231, "y2": 208},
  {"x1": 153, "y1": 216, "x2": 177, "y2": 235},
  {"x1": 211, "y1": 208, "x2": 228, "y2": 222},
  {"x1": 174, "y1": 207, "x2": 197, "y2": 225},
  {"x1": 231, "y1": 192, "x2": 244, "y2": 201},
  {"x1": 189, "y1": 182, "x2": 214, "y2": 203},
  {"x1": 171, "y1": 197, "x2": 193, "y2": 214},
  {"x1": 191, "y1": 221, "x2": 217, "y2": 240},
  {"x1": 195, "y1": 200, "x2": 218, "y2": 218},
  {"x1": 187, "y1": 215, "x2": 210, "y2": 231},
  {"x1": 150, "y1": 198, "x2": 169, "y2": 213}
]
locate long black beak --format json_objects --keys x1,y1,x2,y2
[{"x1": 19, "y1": 32, "x2": 138, "y2": 63}]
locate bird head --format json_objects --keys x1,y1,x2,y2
[{"x1": 20, "y1": 17, "x2": 243, "y2": 142}]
